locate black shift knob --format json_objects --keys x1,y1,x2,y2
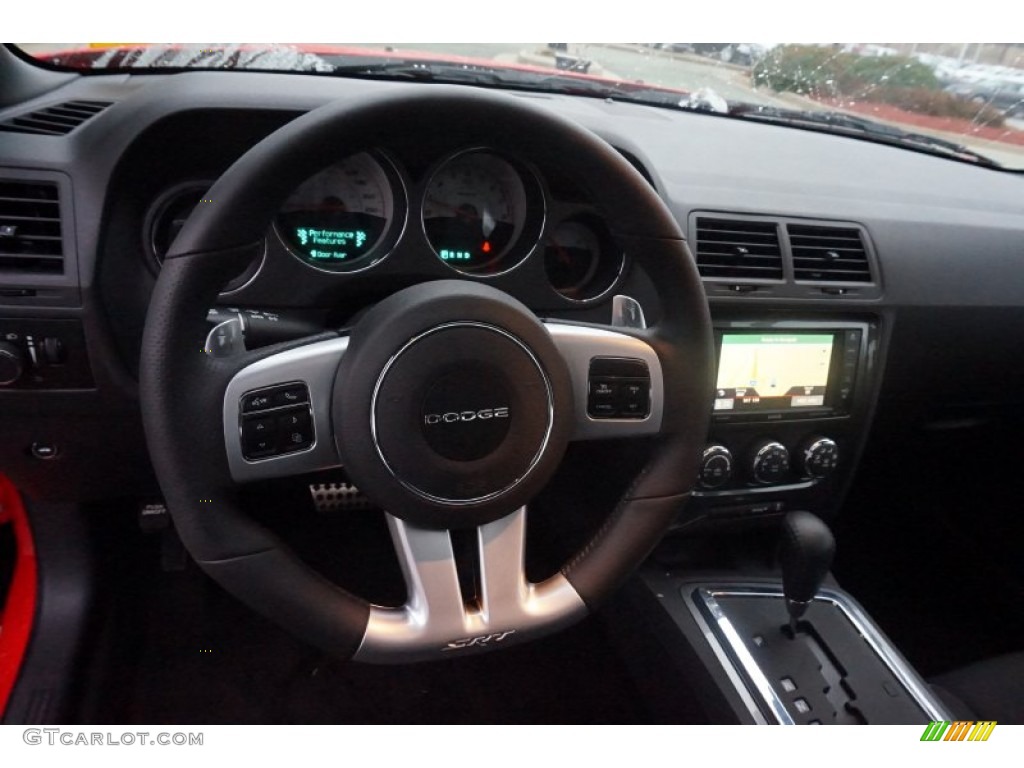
[{"x1": 780, "y1": 511, "x2": 835, "y2": 624}]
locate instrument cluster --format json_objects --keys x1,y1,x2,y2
[{"x1": 270, "y1": 147, "x2": 627, "y2": 303}]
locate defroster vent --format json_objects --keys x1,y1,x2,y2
[{"x1": 0, "y1": 100, "x2": 112, "y2": 136}]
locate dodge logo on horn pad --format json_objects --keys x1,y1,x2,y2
[{"x1": 423, "y1": 407, "x2": 510, "y2": 425}]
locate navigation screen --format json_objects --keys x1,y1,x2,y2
[{"x1": 714, "y1": 333, "x2": 834, "y2": 412}]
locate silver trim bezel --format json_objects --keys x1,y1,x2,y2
[
  {"x1": 355, "y1": 507, "x2": 587, "y2": 663},
  {"x1": 273, "y1": 151, "x2": 409, "y2": 276},
  {"x1": 369, "y1": 321, "x2": 555, "y2": 506},
  {"x1": 684, "y1": 585, "x2": 952, "y2": 725},
  {"x1": 545, "y1": 322, "x2": 664, "y2": 440},
  {"x1": 420, "y1": 147, "x2": 546, "y2": 279},
  {"x1": 222, "y1": 336, "x2": 348, "y2": 483}
]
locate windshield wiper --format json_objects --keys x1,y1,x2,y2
[
  {"x1": 325, "y1": 58, "x2": 691, "y2": 107},
  {"x1": 728, "y1": 104, "x2": 1001, "y2": 167}
]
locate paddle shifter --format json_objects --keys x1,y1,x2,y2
[{"x1": 779, "y1": 511, "x2": 835, "y2": 634}]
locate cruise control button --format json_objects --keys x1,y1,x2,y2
[
  {"x1": 622, "y1": 381, "x2": 646, "y2": 399},
  {"x1": 242, "y1": 416, "x2": 277, "y2": 458},
  {"x1": 590, "y1": 379, "x2": 618, "y2": 398},
  {"x1": 588, "y1": 400, "x2": 619, "y2": 418},
  {"x1": 620, "y1": 380, "x2": 649, "y2": 417}
]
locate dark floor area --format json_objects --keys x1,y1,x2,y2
[
  {"x1": 73, "y1": 497, "x2": 655, "y2": 724},
  {"x1": 833, "y1": 410, "x2": 1024, "y2": 678}
]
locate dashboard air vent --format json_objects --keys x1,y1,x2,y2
[
  {"x1": 694, "y1": 217, "x2": 783, "y2": 280},
  {"x1": 0, "y1": 181, "x2": 64, "y2": 274},
  {"x1": 788, "y1": 224, "x2": 871, "y2": 283},
  {"x1": 0, "y1": 100, "x2": 112, "y2": 136}
]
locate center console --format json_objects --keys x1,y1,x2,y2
[
  {"x1": 629, "y1": 570, "x2": 951, "y2": 725},
  {"x1": 607, "y1": 312, "x2": 949, "y2": 724},
  {"x1": 679, "y1": 317, "x2": 878, "y2": 529}
]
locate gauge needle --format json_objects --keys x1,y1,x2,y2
[{"x1": 482, "y1": 209, "x2": 496, "y2": 238}]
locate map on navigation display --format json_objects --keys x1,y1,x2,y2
[{"x1": 714, "y1": 333, "x2": 834, "y2": 412}]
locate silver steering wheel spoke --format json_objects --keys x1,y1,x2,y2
[
  {"x1": 221, "y1": 334, "x2": 349, "y2": 483},
  {"x1": 355, "y1": 506, "x2": 586, "y2": 663},
  {"x1": 545, "y1": 321, "x2": 665, "y2": 441}
]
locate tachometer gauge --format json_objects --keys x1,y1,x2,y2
[
  {"x1": 422, "y1": 150, "x2": 540, "y2": 275},
  {"x1": 277, "y1": 152, "x2": 400, "y2": 271}
]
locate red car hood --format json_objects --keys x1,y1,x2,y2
[{"x1": 37, "y1": 43, "x2": 690, "y2": 100}]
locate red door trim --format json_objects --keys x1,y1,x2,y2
[{"x1": 0, "y1": 473, "x2": 38, "y2": 718}]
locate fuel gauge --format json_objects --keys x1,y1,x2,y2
[{"x1": 544, "y1": 218, "x2": 624, "y2": 301}]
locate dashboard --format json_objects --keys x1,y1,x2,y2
[{"x1": 2, "y1": 63, "x2": 1024, "y2": 528}]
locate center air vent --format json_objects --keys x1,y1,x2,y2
[
  {"x1": 0, "y1": 100, "x2": 112, "y2": 136},
  {"x1": 0, "y1": 180, "x2": 63, "y2": 274},
  {"x1": 788, "y1": 224, "x2": 871, "y2": 283},
  {"x1": 694, "y1": 217, "x2": 783, "y2": 280}
]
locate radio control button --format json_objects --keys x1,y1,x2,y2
[
  {"x1": 242, "y1": 416, "x2": 277, "y2": 458},
  {"x1": 276, "y1": 408, "x2": 314, "y2": 452}
]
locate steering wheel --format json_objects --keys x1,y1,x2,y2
[{"x1": 140, "y1": 86, "x2": 713, "y2": 663}]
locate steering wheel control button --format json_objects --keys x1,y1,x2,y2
[
  {"x1": 276, "y1": 408, "x2": 314, "y2": 452},
  {"x1": 698, "y1": 444, "x2": 734, "y2": 489},
  {"x1": 751, "y1": 440, "x2": 791, "y2": 485},
  {"x1": 587, "y1": 357, "x2": 650, "y2": 419},
  {"x1": 242, "y1": 391, "x2": 274, "y2": 412},
  {"x1": 239, "y1": 384, "x2": 315, "y2": 460},
  {"x1": 273, "y1": 385, "x2": 309, "y2": 408},
  {"x1": 619, "y1": 381, "x2": 650, "y2": 416},
  {"x1": 588, "y1": 379, "x2": 620, "y2": 417},
  {"x1": 241, "y1": 415, "x2": 277, "y2": 458},
  {"x1": 241, "y1": 382, "x2": 309, "y2": 413}
]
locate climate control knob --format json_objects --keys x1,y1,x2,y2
[
  {"x1": 751, "y1": 441, "x2": 790, "y2": 485},
  {"x1": 0, "y1": 342, "x2": 26, "y2": 386},
  {"x1": 801, "y1": 437, "x2": 839, "y2": 479},
  {"x1": 698, "y1": 444, "x2": 734, "y2": 489}
]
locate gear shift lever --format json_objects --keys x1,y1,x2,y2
[{"x1": 780, "y1": 511, "x2": 835, "y2": 634}]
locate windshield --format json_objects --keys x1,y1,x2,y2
[{"x1": 15, "y1": 42, "x2": 1024, "y2": 170}]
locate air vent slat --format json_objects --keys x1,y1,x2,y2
[
  {"x1": 788, "y1": 223, "x2": 871, "y2": 284},
  {"x1": 0, "y1": 180, "x2": 64, "y2": 274},
  {"x1": 0, "y1": 100, "x2": 113, "y2": 136},
  {"x1": 694, "y1": 217, "x2": 783, "y2": 281},
  {"x1": 698, "y1": 232, "x2": 779, "y2": 243},
  {"x1": 20, "y1": 114, "x2": 81, "y2": 128},
  {"x1": 0, "y1": 255, "x2": 64, "y2": 263}
]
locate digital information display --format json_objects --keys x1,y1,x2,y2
[
  {"x1": 293, "y1": 227, "x2": 369, "y2": 262},
  {"x1": 714, "y1": 333, "x2": 834, "y2": 412}
]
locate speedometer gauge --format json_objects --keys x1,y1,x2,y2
[
  {"x1": 277, "y1": 152, "x2": 400, "y2": 272},
  {"x1": 422, "y1": 150, "x2": 541, "y2": 275}
]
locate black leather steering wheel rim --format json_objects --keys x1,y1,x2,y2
[{"x1": 140, "y1": 85, "x2": 713, "y2": 661}]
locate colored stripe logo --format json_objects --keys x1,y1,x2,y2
[{"x1": 920, "y1": 721, "x2": 997, "y2": 741}]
